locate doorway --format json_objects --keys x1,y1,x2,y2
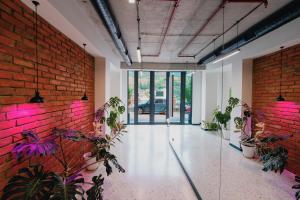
[{"x1": 127, "y1": 71, "x2": 192, "y2": 125}]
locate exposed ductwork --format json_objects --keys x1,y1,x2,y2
[
  {"x1": 198, "y1": 0, "x2": 300, "y2": 64},
  {"x1": 91, "y1": 0, "x2": 132, "y2": 66},
  {"x1": 177, "y1": 0, "x2": 269, "y2": 57}
]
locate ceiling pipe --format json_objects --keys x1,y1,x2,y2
[
  {"x1": 143, "y1": 0, "x2": 180, "y2": 57},
  {"x1": 198, "y1": 0, "x2": 300, "y2": 64},
  {"x1": 177, "y1": 0, "x2": 268, "y2": 57},
  {"x1": 194, "y1": 2, "x2": 262, "y2": 57},
  {"x1": 91, "y1": 0, "x2": 132, "y2": 66}
]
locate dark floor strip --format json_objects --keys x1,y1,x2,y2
[{"x1": 169, "y1": 141, "x2": 202, "y2": 200}]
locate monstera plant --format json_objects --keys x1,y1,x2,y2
[{"x1": 1, "y1": 97, "x2": 126, "y2": 200}]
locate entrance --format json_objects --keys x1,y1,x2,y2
[{"x1": 128, "y1": 71, "x2": 192, "y2": 124}]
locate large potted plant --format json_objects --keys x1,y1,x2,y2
[
  {"x1": 213, "y1": 97, "x2": 239, "y2": 140},
  {"x1": 83, "y1": 97, "x2": 126, "y2": 171},
  {"x1": 1, "y1": 96, "x2": 126, "y2": 200},
  {"x1": 233, "y1": 102, "x2": 256, "y2": 158}
]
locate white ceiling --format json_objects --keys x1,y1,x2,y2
[{"x1": 108, "y1": 0, "x2": 292, "y2": 63}]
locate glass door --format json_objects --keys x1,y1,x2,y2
[
  {"x1": 137, "y1": 71, "x2": 150, "y2": 124},
  {"x1": 154, "y1": 72, "x2": 167, "y2": 123},
  {"x1": 127, "y1": 71, "x2": 192, "y2": 125}
]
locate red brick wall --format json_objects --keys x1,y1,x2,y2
[
  {"x1": 252, "y1": 44, "x2": 300, "y2": 175},
  {"x1": 0, "y1": 0, "x2": 95, "y2": 188}
]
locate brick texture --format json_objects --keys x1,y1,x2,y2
[
  {"x1": 252, "y1": 43, "x2": 300, "y2": 175},
  {"x1": 0, "y1": 0, "x2": 95, "y2": 188}
]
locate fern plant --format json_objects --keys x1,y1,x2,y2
[{"x1": 1, "y1": 97, "x2": 126, "y2": 200}]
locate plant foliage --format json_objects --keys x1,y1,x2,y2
[
  {"x1": 260, "y1": 146, "x2": 288, "y2": 174},
  {"x1": 13, "y1": 130, "x2": 57, "y2": 161},
  {"x1": 86, "y1": 175, "x2": 104, "y2": 200},
  {"x1": 49, "y1": 173, "x2": 85, "y2": 200},
  {"x1": 1, "y1": 97, "x2": 127, "y2": 200},
  {"x1": 1, "y1": 165, "x2": 57, "y2": 200},
  {"x1": 293, "y1": 176, "x2": 300, "y2": 200}
]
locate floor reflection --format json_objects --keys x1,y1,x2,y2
[{"x1": 169, "y1": 125, "x2": 295, "y2": 200}]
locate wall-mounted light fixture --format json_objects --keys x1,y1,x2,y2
[
  {"x1": 81, "y1": 43, "x2": 88, "y2": 101},
  {"x1": 276, "y1": 46, "x2": 285, "y2": 101},
  {"x1": 30, "y1": 0, "x2": 44, "y2": 103},
  {"x1": 129, "y1": 0, "x2": 135, "y2": 3}
]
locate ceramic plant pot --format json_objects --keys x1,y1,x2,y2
[
  {"x1": 83, "y1": 152, "x2": 99, "y2": 171},
  {"x1": 241, "y1": 144, "x2": 256, "y2": 158},
  {"x1": 222, "y1": 129, "x2": 231, "y2": 140}
]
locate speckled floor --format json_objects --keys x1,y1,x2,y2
[
  {"x1": 83, "y1": 125, "x2": 197, "y2": 200},
  {"x1": 169, "y1": 125, "x2": 295, "y2": 200},
  {"x1": 82, "y1": 125, "x2": 295, "y2": 200}
]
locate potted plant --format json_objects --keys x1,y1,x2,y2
[
  {"x1": 233, "y1": 102, "x2": 256, "y2": 158},
  {"x1": 293, "y1": 176, "x2": 300, "y2": 200},
  {"x1": 201, "y1": 120, "x2": 218, "y2": 131},
  {"x1": 1, "y1": 96, "x2": 126, "y2": 200},
  {"x1": 83, "y1": 97, "x2": 126, "y2": 171},
  {"x1": 213, "y1": 97, "x2": 239, "y2": 139}
]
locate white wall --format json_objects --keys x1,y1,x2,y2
[{"x1": 192, "y1": 71, "x2": 202, "y2": 124}]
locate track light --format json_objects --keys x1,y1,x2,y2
[
  {"x1": 136, "y1": 47, "x2": 141, "y2": 63},
  {"x1": 213, "y1": 49, "x2": 240, "y2": 64}
]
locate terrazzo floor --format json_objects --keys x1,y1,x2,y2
[
  {"x1": 169, "y1": 125, "x2": 295, "y2": 200},
  {"x1": 83, "y1": 125, "x2": 197, "y2": 200},
  {"x1": 83, "y1": 125, "x2": 296, "y2": 200}
]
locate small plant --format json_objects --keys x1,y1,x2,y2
[
  {"x1": 213, "y1": 97, "x2": 239, "y2": 130},
  {"x1": 256, "y1": 134, "x2": 291, "y2": 174},
  {"x1": 201, "y1": 120, "x2": 218, "y2": 131},
  {"x1": 1, "y1": 97, "x2": 126, "y2": 200},
  {"x1": 293, "y1": 176, "x2": 300, "y2": 200}
]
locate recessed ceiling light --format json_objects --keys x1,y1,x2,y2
[{"x1": 129, "y1": 0, "x2": 135, "y2": 4}]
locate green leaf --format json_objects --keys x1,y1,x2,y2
[
  {"x1": 1, "y1": 165, "x2": 57, "y2": 200},
  {"x1": 86, "y1": 175, "x2": 104, "y2": 200}
]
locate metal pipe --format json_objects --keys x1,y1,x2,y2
[
  {"x1": 177, "y1": 0, "x2": 268, "y2": 57},
  {"x1": 177, "y1": 0, "x2": 227, "y2": 57},
  {"x1": 143, "y1": 0, "x2": 180, "y2": 57},
  {"x1": 194, "y1": 2, "x2": 262, "y2": 57},
  {"x1": 91, "y1": 0, "x2": 132, "y2": 66}
]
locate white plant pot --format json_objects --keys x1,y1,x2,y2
[
  {"x1": 83, "y1": 152, "x2": 99, "y2": 171},
  {"x1": 241, "y1": 144, "x2": 256, "y2": 158},
  {"x1": 222, "y1": 129, "x2": 230, "y2": 140}
]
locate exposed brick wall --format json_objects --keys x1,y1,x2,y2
[
  {"x1": 0, "y1": 0, "x2": 95, "y2": 188},
  {"x1": 252, "y1": 44, "x2": 300, "y2": 175}
]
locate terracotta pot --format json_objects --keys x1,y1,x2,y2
[
  {"x1": 241, "y1": 144, "x2": 256, "y2": 158},
  {"x1": 83, "y1": 152, "x2": 98, "y2": 171}
]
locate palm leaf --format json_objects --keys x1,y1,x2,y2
[
  {"x1": 1, "y1": 165, "x2": 57, "y2": 200},
  {"x1": 13, "y1": 130, "x2": 57, "y2": 161},
  {"x1": 52, "y1": 128, "x2": 84, "y2": 141},
  {"x1": 49, "y1": 173, "x2": 85, "y2": 200}
]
